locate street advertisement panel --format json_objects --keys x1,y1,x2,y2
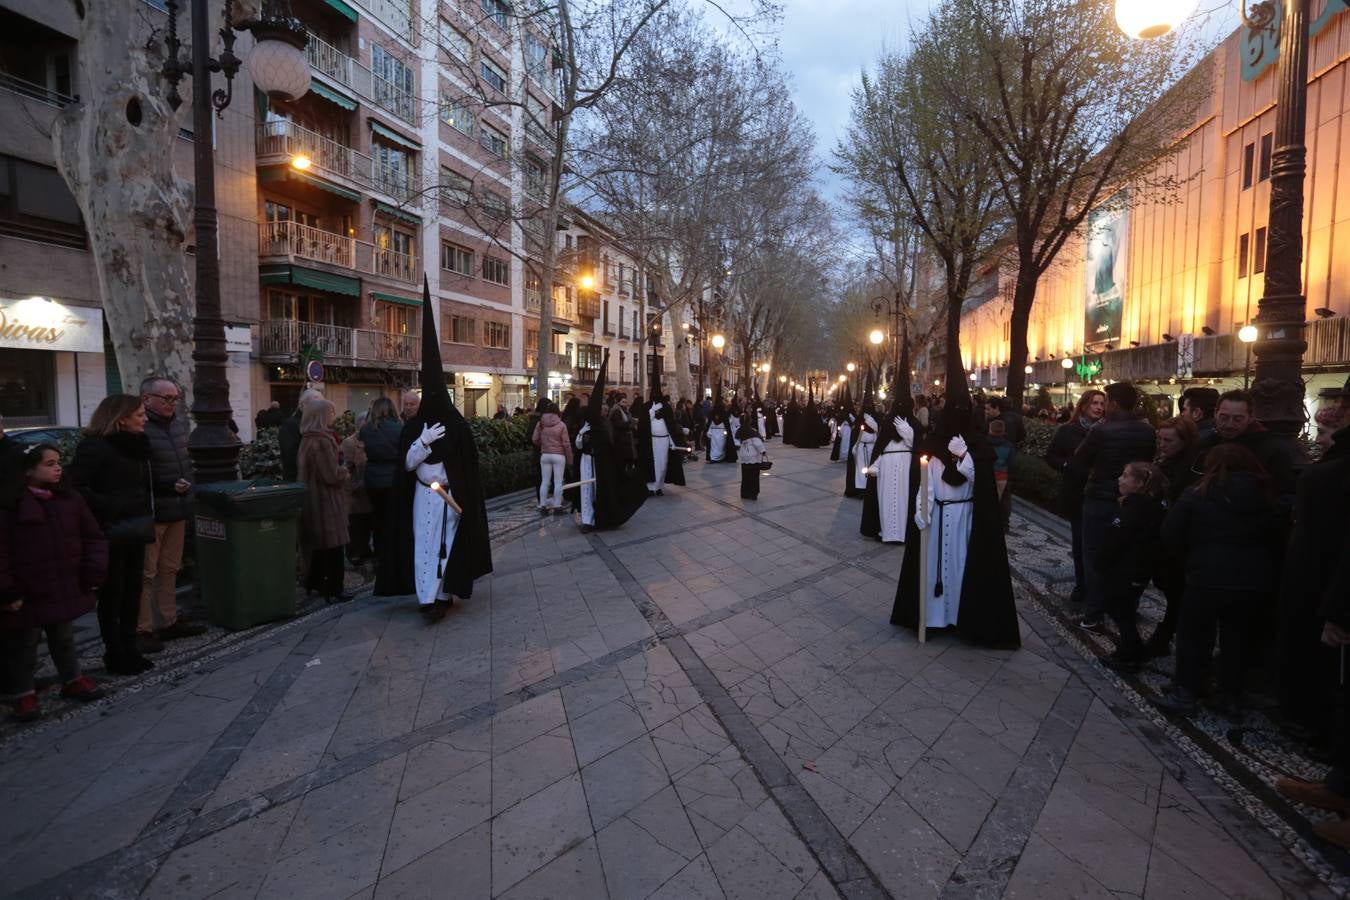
[{"x1": 1084, "y1": 195, "x2": 1128, "y2": 348}]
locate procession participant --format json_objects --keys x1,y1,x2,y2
[
  {"x1": 805, "y1": 384, "x2": 831, "y2": 447},
  {"x1": 832, "y1": 385, "x2": 854, "y2": 462},
  {"x1": 577, "y1": 351, "x2": 648, "y2": 531},
  {"x1": 869, "y1": 350, "x2": 919, "y2": 543},
  {"x1": 761, "y1": 396, "x2": 779, "y2": 440},
  {"x1": 706, "y1": 388, "x2": 737, "y2": 463},
  {"x1": 853, "y1": 366, "x2": 879, "y2": 496},
  {"x1": 636, "y1": 363, "x2": 688, "y2": 493},
  {"x1": 375, "y1": 279, "x2": 492, "y2": 623},
  {"x1": 890, "y1": 360, "x2": 1020, "y2": 648}
]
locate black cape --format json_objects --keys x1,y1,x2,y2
[
  {"x1": 888, "y1": 427, "x2": 1020, "y2": 649},
  {"x1": 585, "y1": 356, "x2": 648, "y2": 529}
]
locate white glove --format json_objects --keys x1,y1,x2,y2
[
  {"x1": 420, "y1": 422, "x2": 447, "y2": 446},
  {"x1": 947, "y1": 435, "x2": 968, "y2": 458}
]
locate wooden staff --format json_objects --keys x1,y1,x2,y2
[
  {"x1": 428, "y1": 481, "x2": 463, "y2": 515},
  {"x1": 917, "y1": 455, "x2": 930, "y2": 645},
  {"x1": 561, "y1": 478, "x2": 597, "y2": 491}
]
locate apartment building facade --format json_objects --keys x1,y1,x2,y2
[
  {"x1": 0, "y1": 0, "x2": 560, "y2": 437},
  {"x1": 959, "y1": 19, "x2": 1350, "y2": 417}
]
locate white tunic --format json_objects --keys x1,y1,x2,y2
[
  {"x1": 854, "y1": 414, "x2": 877, "y2": 489},
  {"x1": 915, "y1": 452, "x2": 976, "y2": 627},
  {"x1": 836, "y1": 422, "x2": 852, "y2": 463},
  {"x1": 708, "y1": 425, "x2": 730, "y2": 461},
  {"x1": 756, "y1": 411, "x2": 766, "y2": 439},
  {"x1": 875, "y1": 418, "x2": 915, "y2": 543},
  {"x1": 406, "y1": 439, "x2": 459, "y2": 606},
  {"x1": 647, "y1": 403, "x2": 672, "y2": 490},
  {"x1": 576, "y1": 424, "x2": 595, "y2": 526}
]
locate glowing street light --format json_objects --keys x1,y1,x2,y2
[
  {"x1": 1061, "y1": 357, "x2": 1075, "y2": 370},
  {"x1": 1239, "y1": 324, "x2": 1259, "y2": 388},
  {"x1": 869, "y1": 329, "x2": 884, "y2": 346},
  {"x1": 578, "y1": 274, "x2": 595, "y2": 290},
  {"x1": 778, "y1": 375, "x2": 787, "y2": 383},
  {"x1": 711, "y1": 333, "x2": 726, "y2": 350},
  {"x1": 1113, "y1": 0, "x2": 1199, "y2": 39},
  {"x1": 846, "y1": 362, "x2": 856, "y2": 373},
  {"x1": 1024, "y1": 364, "x2": 1034, "y2": 375}
]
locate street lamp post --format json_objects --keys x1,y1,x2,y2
[
  {"x1": 161, "y1": 0, "x2": 309, "y2": 483},
  {"x1": 1061, "y1": 357, "x2": 1075, "y2": 407},
  {"x1": 1120, "y1": 0, "x2": 1310, "y2": 440},
  {"x1": 845, "y1": 361, "x2": 857, "y2": 398}
]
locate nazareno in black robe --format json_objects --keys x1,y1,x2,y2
[
  {"x1": 888, "y1": 403, "x2": 1020, "y2": 649},
  {"x1": 586, "y1": 352, "x2": 648, "y2": 529}
]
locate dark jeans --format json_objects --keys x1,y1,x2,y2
[
  {"x1": 1068, "y1": 507, "x2": 1085, "y2": 603},
  {"x1": 2, "y1": 622, "x2": 79, "y2": 696},
  {"x1": 306, "y1": 546, "x2": 345, "y2": 598},
  {"x1": 1175, "y1": 587, "x2": 1259, "y2": 696},
  {"x1": 1106, "y1": 585, "x2": 1147, "y2": 657},
  {"x1": 1079, "y1": 496, "x2": 1118, "y2": 619},
  {"x1": 1279, "y1": 593, "x2": 1339, "y2": 734},
  {"x1": 1330, "y1": 652, "x2": 1350, "y2": 797},
  {"x1": 740, "y1": 463, "x2": 760, "y2": 499},
  {"x1": 98, "y1": 542, "x2": 146, "y2": 662}
]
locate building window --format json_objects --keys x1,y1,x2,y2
[
  {"x1": 577, "y1": 343, "x2": 603, "y2": 369},
  {"x1": 619, "y1": 351, "x2": 626, "y2": 383},
  {"x1": 480, "y1": 59, "x2": 507, "y2": 94},
  {"x1": 632, "y1": 309, "x2": 638, "y2": 337},
  {"x1": 444, "y1": 314, "x2": 476, "y2": 344},
  {"x1": 438, "y1": 19, "x2": 470, "y2": 60},
  {"x1": 618, "y1": 306, "x2": 627, "y2": 338},
  {"x1": 372, "y1": 140, "x2": 414, "y2": 198},
  {"x1": 525, "y1": 32, "x2": 548, "y2": 81},
  {"x1": 483, "y1": 320, "x2": 510, "y2": 349},
  {"x1": 372, "y1": 45, "x2": 415, "y2": 122},
  {"x1": 1238, "y1": 232, "x2": 1249, "y2": 278},
  {"x1": 1241, "y1": 141, "x2": 1255, "y2": 190},
  {"x1": 481, "y1": 189, "x2": 509, "y2": 221},
  {"x1": 1258, "y1": 132, "x2": 1274, "y2": 182},
  {"x1": 480, "y1": 0, "x2": 509, "y2": 29},
  {"x1": 525, "y1": 156, "x2": 547, "y2": 198},
  {"x1": 1254, "y1": 226, "x2": 1267, "y2": 274},
  {"x1": 0, "y1": 155, "x2": 85, "y2": 248},
  {"x1": 439, "y1": 166, "x2": 472, "y2": 209},
  {"x1": 603, "y1": 301, "x2": 611, "y2": 334},
  {"x1": 441, "y1": 241, "x2": 473, "y2": 275},
  {"x1": 482, "y1": 255, "x2": 509, "y2": 285},
  {"x1": 439, "y1": 94, "x2": 475, "y2": 137},
  {"x1": 479, "y1": 123, "x2": 507, "y2": 158}
]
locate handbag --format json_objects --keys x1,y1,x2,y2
[
  {"x1": 758, "y1": 454, "x2": 773, "y2": 471},
  {"x1": 105, "y1": 463, "x2": 156, "y2": 543}
]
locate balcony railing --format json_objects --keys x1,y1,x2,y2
[
  {"x1": 372, "y1": 73, "x2": 417, "y2": 124},
  {"x1": 259, "y1": 221, "x2": 418, "y2": 284},
  {"x1": 256, "y1": 120, "x2": 373, "y2": 190},
  {"x1": 524, "y1": 291, "x2": 576, "y2": 322},
  {"x1": 373, "y1": 162, "x2": 416, "y2": 201},
  {"x1": 261, "y1": 319, "x2": 420, "y2": 367},
  {"x1": 259, "y1": 220, "x2": 355, "y2": 268},
  {"x1": 304, "y1": 33, "x2": 416, "y2": 124},
  {"x1": 0, "y1": 71, "x2": 77, "y2": 107}
]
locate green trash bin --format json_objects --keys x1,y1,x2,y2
[{"x1": 193, "y1": 481, "x2": 308, "y2": 630}]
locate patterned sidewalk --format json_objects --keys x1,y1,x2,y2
[{"x1": 0, "y1": 446, "x2": 1343, "y2": 899}]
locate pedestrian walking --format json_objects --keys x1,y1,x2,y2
[
  {"x1": 0, "y1": 444, "x2": 107, "y2": 721},
  {"x1": 532, "y1": 400, "x2": 572, "y2": 512},
  {"x1": 1157, "y1": 444, "x2": 1281, "y2": 719},
  {"x1": 1045, "y1": 389, "x2": 1104, "y2": 605},
  {"x1": 280, "y1": 388, "x2": 324, "y2": 482},
  {"x1": 68, "y1": 394, "x2": 157, "y2": 676},
  {"x1": 136, "y1": 377, "x2": 205, "y2": 653},
  {"x1": 1099, "y1": 461, "x2": 1169, "y2": 671},
  {"x1": 297, "y1": 399, "x2": 351, "y2": 604}
]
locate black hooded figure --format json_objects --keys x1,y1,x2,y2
[
  {"x1": 806, "y1": 383, "x2": 831, "y2": 447},
  {"x1": 375, "y1": 278, "x2": 493, "y2": 621},
  {"x1": 636, "y1": 362, "x2": 687, "y2": 491},
  {"x1": 782, "y1": 390, "x2": 801, "y2": 447},
  {"x1": 889, "y1": 357, "x2": 1019, "y2": 649},
  {"x1": 761, "y1": 394, "x2": 779, "y2": 439},
  {"x1": 578, "y1": 350, "x2": 648, "y2": 530}
]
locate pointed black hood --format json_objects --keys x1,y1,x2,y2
[
  {"x1": 417, "y1": 276, "x2": 468, "y2": 463},
  {"x1": 860, "y1": 364, "x2": 876, "y2": 419},
  {"x1": 588, "y1": 349, "x2": 609, "y2": 427},
  {"x1": 894, "y1": 338, "x2": 913, "y2": 418}
]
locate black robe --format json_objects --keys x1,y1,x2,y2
[
  {"x1": 375, "y1": 416, "x2": 493, "y2": 600},
  {"x1": 888, "y1": 429, "x2": 1020, "y2": 649},
  {"x1": 637, "y1": 401, "x2": 688, "y2": 486},
  {"x1": 587, "y1": 417, "x2": 649, "y2": 529},
  {"x1": 843, "y1": 419, "x2": 865, "y2": 498},
  {"x1": 762, "y1": 403, "x2": 779, "y2": 439}
]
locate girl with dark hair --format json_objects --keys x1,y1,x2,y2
[
  {"x1": 0, "y1": 444, "x2": 107, "y2": 720},
  {"x1": 1099, "y1": 461, "x2": 1170, "y2": 671},
  {"x1": 1158, "y1": 443, "x2": 1280, "y2": 718},
  {"x1": 1143, "y1": 415, "x2": 1201, "y2": 657},
  {"x1": 68, "y1": 394, "x2": 156, "y2": 675}
]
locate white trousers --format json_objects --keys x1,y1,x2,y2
[{"x1": 539, "y1": 453, "x2": 566, "y2": 508}]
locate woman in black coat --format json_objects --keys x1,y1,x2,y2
[
  {"x1": 68, "y1": 394, "x2": 156, "y2": 676},
  {"x1": 1157, "y1": 443, "x2": 1282, "y2": 718},
  {"x1": 1044, "y1": 389, "x2": 1104, "y2": 605},
  {"x1": 1144, "y1": 415, "x2": 1200, "y2": 656},
  {"x1": 360, "y1": 396, "x2": 404, "y2": 560}
]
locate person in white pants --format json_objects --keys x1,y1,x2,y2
[
  {"x1": 532, "y1": 402, "x2": 574, "y2": 512},
  {"x1": 647, "y1": 400, "x2": 671, "y2": 493}
]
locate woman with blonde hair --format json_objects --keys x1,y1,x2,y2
[
  {"x1": 68, "y1": 394, "x2": 156, "y2": 675},
  {"x1": 297, "y1": 398, "x2": 351, "y2": 603}
]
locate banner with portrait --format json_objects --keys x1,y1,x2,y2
[{"x1": 1084, "y1": 195, "x2": 1128, "y2": 348}]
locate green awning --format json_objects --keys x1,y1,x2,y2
[
  {"x1": 371, "y1": 290, "x2": 421, "y2": 307},
  {"x1": 375, "y1": 201, "x2": 421, "y2": 225},
  {"x1": 551, "y1": 322, "x2": 570, "y2": 335},
  {"x1": 371, "y1": 120, "x2": 420, "y2": 150},
  {"x1": 258, "y1": 166, "x2": 362, "y2": 202},
  {"x1": 258, "y1": 264, "x2": 360, "y2": 297},
  {"x1": 323, "y1": 0, "x2": 359, "y2": 22},
  {"x1": 309, "y1": 81, "x2": 357, "y2": 111}
]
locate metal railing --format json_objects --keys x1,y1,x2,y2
[
  {"x1": 0, "y1": 71, "x2": 77, "y2": 107},
  {"x1": 256, "y1": 120, "x2": 373, "y2": 189},
  {"x1": 305, "y1": 32, "x2": 415, "y2": 124},
  {"x1": 373, "y1": 161, "x2": 416, "y2": 201},
  {"x1": 258, "y1": 221, "x2": 418, "y2": 284},
  {"x1": 260, "y1": 319, "x2": 420, "y2": 366},
  {"x1": 372, "y1": 72, "x2": 417, "y2": 124},
  {"x1": 1307, "y1": 315, "x2": 1350, "y2": 367},
  {"x1": 524, "y1": 290, "x2": 576, "y2": 322}
]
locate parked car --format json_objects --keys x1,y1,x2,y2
[{"x1": 5, "y1": 426, "x2": 82, "y2": 447}]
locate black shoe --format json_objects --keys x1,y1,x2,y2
[
  {"x1": 130, "y1": 654, "x2": 155, "y2": 674},
  {"x1": 421, "y1": 603, "x2": 447, "y2": 624},
  {"x1": 579, "y1": 524, "x2": 595, "y2": 533},
  {"x1": 103, "y1": 654, "x2": 140, "y2": 676},
  {"x1": 1077, "y1": 616, "x2": 1106, "y2": 634},
  {"x1": 1155, "y1": 686, "x2": 1199, "y2": 716},
  {"x1": 159, "y1": 620, "x2": 207, "y2": 641},
  {"x1": 656, "y1": 490, "x2": 664, "y2": 496},
  {"x1": 1207, "y1": 692, "x2": 1244, "y2": 723}
]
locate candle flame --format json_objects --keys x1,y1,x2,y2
[{"x1": 430, "y1": 481, "x2": 442, "y2": 492}]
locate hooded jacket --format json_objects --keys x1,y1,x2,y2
[{"x1": 533, "y1": 412, "x2": 574, "y2": 463}]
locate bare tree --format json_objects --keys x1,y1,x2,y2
[{"x1": 939, "y1": 0, "x2": 1208, "y2": 406}]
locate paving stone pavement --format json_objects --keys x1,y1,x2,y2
[{"x1": 0, "y1": 445, "x2": 1344, "y2": 899}]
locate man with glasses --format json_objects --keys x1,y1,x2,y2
[{"x1": 137, "y1": 377, "x2": 205, "y2": 651}]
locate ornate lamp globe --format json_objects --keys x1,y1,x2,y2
[
  {"x1": 1113, "y1": 0, "x2": 1198, "y2": 39},
  {"x1": 249, "y1": 7, "x2": 311, "y2": 102}
]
